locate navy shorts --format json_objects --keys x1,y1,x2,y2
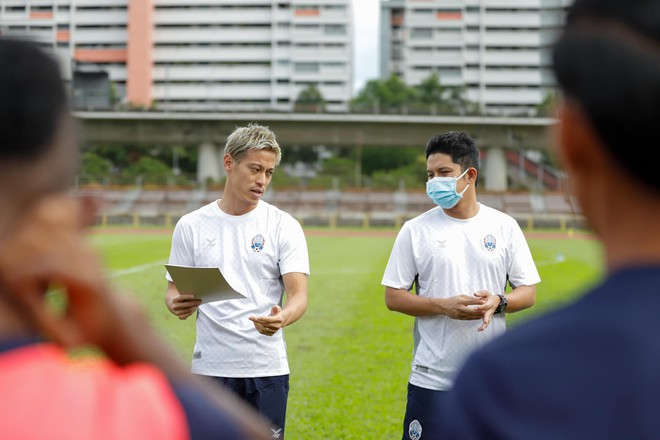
[
  {"x1": 210, "y1": 375, "x2": 289, "y2": 439},
  {"x1": 401, "y1": 382, "x2": 447, "y2": 440}
]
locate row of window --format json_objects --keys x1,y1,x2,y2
[
  {"x1": 2, "y1": 5, "x2": 126, "y2": 12},
  {"x1": 156, "y1": 98, "x2": 346, "y2": 104},
  {"x1": 152, "y1": 60, "x2": 345, "y2": 66},
  {"x1": 153, "y1": 80, "x2": 346, "y2": 85},
  {"x1": 410, "y1": 65, "x2": 550, "y2": 71},
  {"x1": 408, "y1": 7, "x2": 554, "y2": 13},
  {"x1": 410, "y1": 27, "x2": 554, "y2": 38},
  {"x1": 154, "y1": 4, "x2": 347, "y2": 12},
  {"x1": 410, "y1": 46, "x2": 548, "y2": 53},
  {"x1": 153, "y1": 23, "x2": 345, "y2": 30},
  {"x1": 152, "y1": 42, "x2": 348, "y2": 49}
]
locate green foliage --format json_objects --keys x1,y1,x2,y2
[
  {"x1": 319, "y1": 156, "x2": 354, "y2": 176},
  {"x1": 79, "y1": 145, "x2": 198, "y2": 185},
  {"x1": 279, "y1": 146, "x2": 319, "y2": 165},
  {"x1": 351, "y1": 78, "x2": 384, "y2": 106},
  {"x1": 415, "y1": 72, "x2": 443, "y2": 105},
  {"x1": 123, "y1": 156, "x2": 173, "y2": 180},
  {"x1": 80, "y1": 151, "x2": 113, "y2": 178},
  {"x1": 537, "y1": 91, "x2": 558, "y2": 117},
  {"x1": 295, "y1": 84, "x2": 326, "y2": 112},
  {"x1": 361, "y1": 147, "x2": 421, "y2": 176},
  {"x1": 381, "y1": 74, "x2": 417, "y2": 109},
  {"x1": 351, "y1": 74, "x2": 417, "y2": 113},
  {"x1": 370, "y1": 155, "x2": 428, "y2": 190},
  {"x1": 351, "y1": 73, "x2": 478, "y2": 115}
]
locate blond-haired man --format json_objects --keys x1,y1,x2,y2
[{"x1": 165, "y1": 124, "x2": 309, "y2": 439}]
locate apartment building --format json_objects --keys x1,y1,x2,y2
[
  {"x1": 0, "y1": 0, "x2": 354, "y2": 112},
  {"x1": 380, "y1": 0, "x2": 570, "y2": 115}
]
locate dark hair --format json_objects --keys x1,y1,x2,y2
[
  {"x1": 552, "y1": 0, "x2": 660, "y2": 192},
  {"x1": 425, "y1": 131, "x2": 479, "y2": 174},
  {"x1": 0, "y1": 38, "x2": 68, "y2": 162}
]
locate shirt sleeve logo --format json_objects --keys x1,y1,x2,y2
[
  {"x1": 483, "y1": 234, "x2": 497, "y2": 252},
  {"x1": 251, "y1": 234, "x2": 266, "y2": 253}
]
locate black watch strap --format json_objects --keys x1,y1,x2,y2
[{"x1": 494, "y1": 294, "x2": 508, "y2": 314}]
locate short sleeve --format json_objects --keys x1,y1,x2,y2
[
  {"x1": 278, "y1": 215, "x2": 310, "y2": 276},
  {"x1": 381, "y1": 223, "x2": 418, "y2": 290},
  {"x1": 507, "y1": 221, "x2": 541, "y2": 288},
  {"x1": 166, "y1": 218, "x2": 195, "y2": 282}
]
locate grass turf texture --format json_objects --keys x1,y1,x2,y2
[{"x1": 89, "y1": 229, "x2": 602, "y2": 439}]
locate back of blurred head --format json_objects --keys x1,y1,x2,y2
[
  {"x1": 552, "y1": 0, "x2": 660, "y2": 196},
  {"x1": 0, "y1": 38, "x2": 76, "y2": 224}
]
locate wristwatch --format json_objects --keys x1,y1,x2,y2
[{"x1": 494, "y1": 294, "x2": 508, "y2": 314}]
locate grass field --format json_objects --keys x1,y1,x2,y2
[{"x1": 89, "y1": 228, "x2": 603, "y2": 439}]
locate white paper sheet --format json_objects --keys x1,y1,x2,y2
[{"x1": 165, "y1": 264, "x2": 246, "y2": 303}]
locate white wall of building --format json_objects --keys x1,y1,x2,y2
[
  {"x1": 0, "y1": 0, "x2": 354, "y2": 112},
  {"x1": 380, "y1": 0, "x2": 570, "y2": 116}
]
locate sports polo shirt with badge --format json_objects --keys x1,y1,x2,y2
[
  {"x1": 167, "y1": 200, "x2": 310, "y2": 378},
  {"x1": 382, "y1": 203, "x2": 540, "y2": 391}
]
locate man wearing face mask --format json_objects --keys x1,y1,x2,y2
[{"x1": 382, "y1": 131, "x2": 540, "y2": 440}]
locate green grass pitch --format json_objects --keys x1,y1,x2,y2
[{"x1": 89, "y1": 229, "x2": 603, "y2": 439}]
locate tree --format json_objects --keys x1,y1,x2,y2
[
  {"x1": 415, "y1": 73, "x2": 444, "y2": 105},
  {"x1": 79, "y1": 151, "x2": 114, "y2": 184},
  {"x1": 350, "y1": 75, "x2": 417, "y2": 113},
  {"x1": 445, "y1": 86, "x2": 471, "y2": 115},
  {"x1": 381, "y1": 74, "x2": 417, "y2": 111},
  {"x1": 536, "y1": 91, "x2": 558, "y2": 117},
  {"x1": 80, "y1": 151, "x2": 113, "y2": 176},
  {"x1": 122, "y1": 156, "x2": 173, "y2": 185},
  {"x1": 361, "y1": 147, "x2": 420, "y2": 176},
  {"x1": 351, "y1": 79, "x2": 386, "y2": 112},
  {"x1": 294, "y1": 84, "x2": 325, "y2": 113}
]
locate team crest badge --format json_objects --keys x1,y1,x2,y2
[
  {"x1": 251, "y1": 234, "x2": 265, "y2": 252},
  {"x1": 409, "y1": 419, "x2": 422, "y2": 440},
  {"x1": 483, "y1": 234, "x2": 497, "y2": 251}
]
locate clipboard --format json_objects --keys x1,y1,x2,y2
[{"x1": 165, "y1": 264, "x2": 246, "y2": 303}]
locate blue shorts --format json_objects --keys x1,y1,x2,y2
[
  {"x1": 401, "y1": 383, "x2": 447, "y2": 440},
  {"x1": 210, "y1": 375, "x2": 289, "y2": 439}
]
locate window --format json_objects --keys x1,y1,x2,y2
[
  {"x1": 295, "y1": 62, "x2": 320, "y2": 73},
  {"x1": 411, "y1": 28, "x2": 433, "y2": 39},
  {"x1": 324, "y1": 24, "x2": 346, "y2": 35}
]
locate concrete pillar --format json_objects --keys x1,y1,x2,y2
[
  {"x1": 483, "y1": 147, "x2": 508, "y2": 192},
  {"x1": 197, "y1": 142, "x2": 221, "y2": 184}
]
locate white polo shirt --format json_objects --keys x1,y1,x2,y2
[
  {"x1": 382, "y1": 203, "x2": 540, "y2": 391},
  {"x1": 166, "y1": 200, "x2": 310, "y2": 378}
]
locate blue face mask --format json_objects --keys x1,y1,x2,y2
[{"x1": 426, "y1": 169, "x2": 470, "y2": 209}]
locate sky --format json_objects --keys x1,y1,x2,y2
[{"x1": 352, "y1": 0, "x2": 380, "y2": 93}]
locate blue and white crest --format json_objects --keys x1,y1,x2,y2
[
  {"x1": 483, "y1": 234, "x2": 497, "y2": 252},
  {"x1": 251, "y1": 234, "x2": 265, "y2": 253},
  {"x1": 409, "y1": 419, "x2": 422, "y2": 440}
]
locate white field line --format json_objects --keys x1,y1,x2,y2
[
  {"x1": 109, "y1": 259, "x2": 168, "y2": 279},
  {"x1": 535, "y1": 253, "x2": 566, "y2": 267},
  {"x1": 45, "y1": 259, "x2": 167, "y2": 297}
]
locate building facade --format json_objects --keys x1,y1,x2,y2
[
  {"x1": 380, "y1": 0, "x2": 570, "y2": 116},
  {"x1": 0, "y1": 0, "x2": 354, "y2": 112}
]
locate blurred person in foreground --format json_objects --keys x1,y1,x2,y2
[
  {"x1": 0, "y1": 37, "x2": 271, "y2": 440},
  {"x1": 165, "y1": 124, "x2": 309, "y2": 439},
  {"x1": 382, "y1": 131, "x2": 540, "y2": 440},
  {"x1": 440, "y1": 0, "x2": 660, "y2": 438}
]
